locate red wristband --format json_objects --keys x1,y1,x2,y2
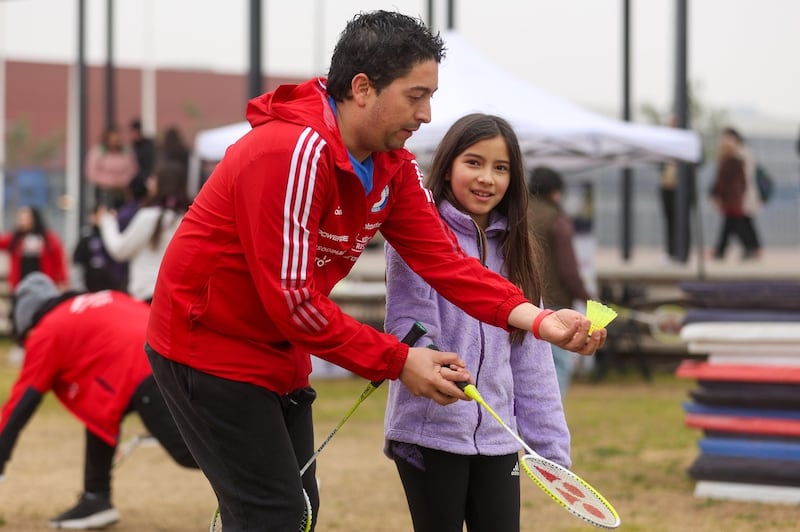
[{"x1": 531, "y1": 309, "x2": 555, "y2": 340}]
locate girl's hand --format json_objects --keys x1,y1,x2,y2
[{"x1": 539, "y1": 308, "x2": 606, "y2": 355}]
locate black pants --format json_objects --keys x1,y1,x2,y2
[
  {"x1": 661, "y1": 188, "x2": 691, "y2": 259},
  {"x1": 394, "y1": 446, "x2": 520, "y2": 532},
  {"x1": 84, "y1": 375, "x2": 198, "y2": 494},
  {"x1": 714, "y1": 214, "x2": 760, "y2": 258},
  {"x1": 146, "y1": 344, "x2": 319, "y2": 532}
]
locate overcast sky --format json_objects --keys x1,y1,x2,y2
[{"x1": 2, "y1": 0, "x2": 799, "y2": 130}]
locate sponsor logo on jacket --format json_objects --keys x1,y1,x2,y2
[{"x1": 371, "y1": 185, "x2": 390, "y2": 212}]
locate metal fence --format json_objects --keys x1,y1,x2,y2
[
  {"x1": 2, "y1": 135, "x2": 799, "y2": 257},
  {"x1": 569, "y1": 134, "x2": 800, "y2": 250}
]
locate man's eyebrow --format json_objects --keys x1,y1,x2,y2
[{"x1": 407, "y1": 85, "x2": 436, "y2": 95}]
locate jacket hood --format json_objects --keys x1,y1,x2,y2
[
  {"x1": 245, "y1": 78, "x2": 415, "y2": 176},
  {"x1": 246, "y1": 78, "x2": 338, "y2": 140}
]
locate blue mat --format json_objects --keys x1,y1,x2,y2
[
  {"x1": 699, "y1": 437, "x2": 800, "y2": 461},
  {"x1": 682, "y1": 401, "x2": 800, "y2": 421}
]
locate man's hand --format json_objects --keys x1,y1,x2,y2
[{"x1": 399, "y1": 347, "x2": 471, "y2": 405}]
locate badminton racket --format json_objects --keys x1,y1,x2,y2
[
  {"x1": 113, "y1": 433, "x2": 156, "y2": 468},
  {"x1": 608, "y1": 303, "x2": 686, "y2": 344},
  {"x1": 211, "y1": 492, "x2": 311, "y2": 532},
  {"x1": 456, "y1": 381, "x2": 621, "y2": 529},
  {"x1": 299, "y1": 320, "x2": 427, "y2": 475},
  {"x1": 211, "y1": 321, "x2": 427, "y2": 532}
]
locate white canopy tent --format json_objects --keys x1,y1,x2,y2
[
  {"x1": 188, "y1": 121, "x2": 252, "y2": 196},
  {"x1": 188, "y1": 30, "x2": 702, "y2": 194},
  {"x1": 405, "y1": 31, "x2": 702, "y2": 171}
]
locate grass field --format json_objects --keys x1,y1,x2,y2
[{"x1": 1, "y1": 344, "x2": 799, "y2": 531}]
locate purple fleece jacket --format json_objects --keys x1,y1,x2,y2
[{"x1": 383, "y1": 200, "x2": 571, "y2": 467}]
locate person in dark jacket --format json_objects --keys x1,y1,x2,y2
[
  {"x1": 129, "y1": 118, "x2": 156, "y2": 187},
  {"x1": 0, "y1": 273, "x2": 198, "y2": 530},
  {"x1": 528, "y1": 166, "x2": 593, "y2": 397}
]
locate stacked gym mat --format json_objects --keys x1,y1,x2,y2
[{"x1": 676, "y1": 281, "x2": 800, "y2": 504}]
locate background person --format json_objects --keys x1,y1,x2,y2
[
  {"x1": 528, "y1": 166, "x2": 594, "y2": 397},
  {"x1": 84, "y1": 126, "x2": 138, "y2": 208},
  {"x1": 0, "y1": 205, "x2": 68, "y2": 291},
  {"x1": 158, "y1": 125, "x2": 191, "y2": 168},
  {"x1": 144, "y1": 10, "x2": 605, "y2": 532},
  {"x1": 710, "y1": 128, "x2": 759, "y2": 260},
  {"x1": 733, "y1": 128, "x2": 764, "y2": 259},
  {"x1": 0, "y1": 205, "x2": 68, "y2": 344},
  {"x1": 129, "y1": 118, "x2": 156, "y2": 192},
  {"x1": 72, "y1": 204, "x2": 127, "y2": 292},
  {"x1": 97, "y1": 160, "x2": 190, "y2": 302},
  {"x1": 383, "y1": 114, "x2": 570, "y2": 532},
  {"x1": 0, "y1": 272, "x2": 198, "y2": 530}
]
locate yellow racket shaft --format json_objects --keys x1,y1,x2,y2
[{"x1": 458, "y1": 382, "x2": 620, "y2": 529}]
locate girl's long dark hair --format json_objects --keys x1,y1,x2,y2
[
  {"x1": 145, "y1": 160, "x2": 191, "y2": 249},
  {"x1": 427, "y1": 113, "x2": 542, "y2": 343}
]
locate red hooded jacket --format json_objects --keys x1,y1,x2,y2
[
  {"x1": 0, "y1": 230, "x2": 68, "y2": 288},
  {"x1": 0, "y1": 291, "x2": 152, "y2": 448},
  {"x1": 146, "y1": 78, "x2": 528, "y2": 394}
]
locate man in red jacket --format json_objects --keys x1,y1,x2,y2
[
  {"x1": 0, "y1": 273, "x2": 198, "y2": 530},
  {"x1": 145, "y1": 10, "x2": 606, "y2": 531}
]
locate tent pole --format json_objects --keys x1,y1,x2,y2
[
  {"x1": 673, "y1": 0, "x2": 693, "y2": 267},
  {"x1": 620, "y1": 0, "x2": 633, "y2": 262},
  {"x1": 105, "y1": 0, "x2": 115, "y2": 130},
  {"x1": 77, "y1": 0, "x2": 87, "y2": 230},
  {"x1": 248, "y1": 0, "x2": 263, "y2": 99}
]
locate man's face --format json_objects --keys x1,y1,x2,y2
[{"x1": 358, "y1": 59, "x2": 438, "y2": 158}]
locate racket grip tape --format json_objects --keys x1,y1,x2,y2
[{"x1": 369, "y1": 321, "x2": 428, "y2": 387}]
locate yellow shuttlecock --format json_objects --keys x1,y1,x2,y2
[{"x1": 586, "y1": 299, "x2": 618, "y2": 334}]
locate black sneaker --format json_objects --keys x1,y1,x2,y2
[{"x1": 48, "y1": 492, "x2": 120, "y2": 529}]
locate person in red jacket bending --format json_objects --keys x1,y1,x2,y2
[
  {"x1": 0, "y1": 272, "x2": 198, "y2": 530},
  {"x1": 145, "y1": 10, "x2": 607, "y2": 531}
]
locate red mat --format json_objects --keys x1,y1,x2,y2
[
  {"x1": 676, "y1": 361, "x2": 800, "y2": 383},
  {"x1": 685, "y1": 413, "x2": 800, "y2": 438}
]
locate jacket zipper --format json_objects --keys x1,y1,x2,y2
[{"x1": 471, "y1": 218, "x2": 489, "y2": 452}]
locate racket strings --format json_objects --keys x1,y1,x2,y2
[
  {"x1": 520, "y1": 456, "x2": 619, "y2": 529},
  {"x1": 210, "y1": 489, "x2": 312, "y2": 532}
]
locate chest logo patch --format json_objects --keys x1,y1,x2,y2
[{"x1": 371, "y1": 185, "x2": 390, "y2": 213}]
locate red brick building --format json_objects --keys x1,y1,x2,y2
[{"x1": 4, "y1": 59, "x2": 302, "y2": 169}]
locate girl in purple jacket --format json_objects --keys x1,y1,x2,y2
[{"x1": 384, "y1": 113, "x2": 571, "y2": 532}]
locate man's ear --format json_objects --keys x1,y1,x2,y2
[{"x1": 351, "y1": 73, "x2": 372, "y2": 106}]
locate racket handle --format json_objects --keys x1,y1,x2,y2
[
  {"x1": 425, "y1": 344, "x2": 474, "y2": 394},
  {"x1": 369, "y1": 321, "x2": 428, "y2": 387}
]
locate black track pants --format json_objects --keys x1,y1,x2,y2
[
  {"x1": 146, "y1": 344, "x2": 318, "y2": 532},
  {"x1": 394, "y1": 446, "x2": 520, "y2": 532}
]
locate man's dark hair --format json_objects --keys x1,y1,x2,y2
[{"x1": 326, "y1": 10, "x2": 445, "y2": 101}]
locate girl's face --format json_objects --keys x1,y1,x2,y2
[
  {"x1": 16, "y1": 207, "x2": 34, "y2": 231},
  {"x1": 446, "y1": 134, "x2": 511, "y2": 229}
]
